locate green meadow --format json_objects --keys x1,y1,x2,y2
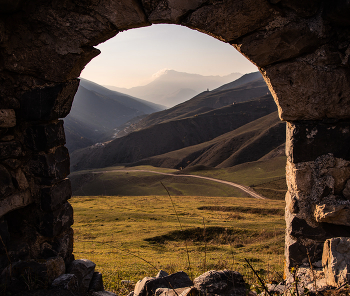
[
  {"x1": 70, "y1": 157, "x2": 287, "y2": 294},
  {"x1": 71, "y1": 195, "x2": 285, "y2": 294}
]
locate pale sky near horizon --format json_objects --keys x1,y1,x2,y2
[{"x1": 80, "y1": 24, "x2": 258, "y2": 89}]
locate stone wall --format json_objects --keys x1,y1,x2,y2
[{"x1": 1, "y1": 0, "x2": 350, "y2": 291}]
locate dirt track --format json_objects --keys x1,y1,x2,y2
[{"x1": 99, "y1": 169, "x2": 266, "y2": 199}]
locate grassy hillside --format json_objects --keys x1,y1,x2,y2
[
  {"x1": 71, "y1": 194, "x2": 285, "y2": 294},
  {"x1": 69, "y1": 170, "x2": 249, "y2": 197},
  {"x1": 127, "y1": 75, "x2": 269, "y2": 133},
  {"x1": 70, "y1": 96, "x2": 278, "y2": 171},
  {"x1": 65, "y1": 79, "x2": 163, "y2": 152},
  {"x1": 70, "y1": 152, "x2": 287, "y2": 200},
  {"x1": 134, "y1": 111, "x2": 285, "y2": 170}
]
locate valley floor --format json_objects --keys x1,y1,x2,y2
[{"x1": 71, "y1": 195, "x2": 285, "y2": 295}]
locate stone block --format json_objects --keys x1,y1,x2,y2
[
  {"x1": 262, "y1": 54, "x2": 350, "y2": 121},
  {"x1": 323, "y1": 237, "x2": 350, "y2": 287},
  {"x1": 40, "y1": 178, "x2": 71, "y2": 212},
  {"x1": 0, "y1": 140, "x2": 22, "y2": 160},
  {"x1": 233, "y1": 20, "x2": 323, "y2": 68},
  {"x1": 274, "y1": 0, "x2": 322, "y2": 17},
  {"x1": 155, "y1": 287, "x2": 194, "y2": 296},
  {"x1": 181, "y1": 0, "x2": 274, "y2": 42},
  {"x1": 0, "y1": 97, "x2": 20, "y2": 109},
  {"x1": 18, "y1": 80, "x2": 79, "y2": 121},
  {"x1": 89, "y1": 272, "x2": 104, "y2": 292},
  {"x1": 67, "y1": 259, "x2": 96, "y2": 295},
  {"x1": 38, "y1": 201, "x2": 73, "y2": 237},
  {"x1": 0, "y1": 109, "x2": 15, "y2": 127},
  {"x1": 92, "y1": 291, "x2": 117, "y2": 296},
  {"x1": 28, "y1": 146, "x2": 70, "y2": 183},
  {"x1": 286, "y1": 121, "x2": 350, "y2": 163},
  {"x1": 315, "y1": 202, "x2": 350, "y2": 226},
  {"x1": 55, "y1": 227, "x2": 74, "y2": 264},
  {"x1": 52, "y1": 274, "x2": 79, "y2": 294},
  {"x1": 0, "y1": 164, "x2": 15, "y2": 198},
  {"x1": 0, "y1": 190, "x2": 32, "y2": 217},
  {"x1": 193, "y1": 270, "x2": 246, "y2": 296},
  {"x1": 0, "y1": 219, "x2": 9, "y2": 252},
  {"x1": 25, "y1": 120, "x2": 65, "y2": 151},
  {"x1": 79, "y1": 0, "x2": 150, "y2": 30},
  {"x1": 142, "y1": 0, "x2": 206, "y2": 24},
  {"x1": 1, "y1": 256, "x2": 65, "y2": 289},
  {"x1": 134, "y1": 271, "x2": 193, "y2": 296},
  {"x1": 11, "y1": 168, "x2": 29, "y2": 191}
]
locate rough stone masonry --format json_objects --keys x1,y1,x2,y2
[{"x1": 0, "y1": 0, "x2": 350, "y2": 292}]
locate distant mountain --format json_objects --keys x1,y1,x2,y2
[
  {"x1": 133, "y1": 111, "x2": 285, "y2": 169},
  {"x1": 112, "y1": 72, "x2": 269, "y2": 137},
  {"x1": 104, "y1": 70, "x2": 242, "y2": 107},
  {"x1": 70, "y1": 95, "x2": 278, "y2": 171},
  {"x1": 64, "y1": 78, "x2": 164, "y2": 153}
]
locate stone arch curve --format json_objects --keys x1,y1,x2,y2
[{"x1": 1, "y1": 0, "x2": 350, "y2": 290}]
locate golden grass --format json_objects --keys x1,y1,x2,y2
[{"x1": 71, "y1": 195, "x2": 285, "y2": 295}]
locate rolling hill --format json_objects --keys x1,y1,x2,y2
[
  {"x1": 112, "y1": 72, "x2": 269, "y2": 138},
  {"x1": 133, "y1": 111, "x2": 285, "y2": 169},
  {"x1": 70, "y1": 95, "x2": 278, "y2": 171},
  {"x1": 64, "y1": 79, "x2": 164, "y2": 152}
]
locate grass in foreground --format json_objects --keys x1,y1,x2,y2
[{"x1": 71, "y1": 195, "x2": 285, "y2": 295}]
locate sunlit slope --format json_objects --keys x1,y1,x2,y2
[{"x1": 70, "y1": 96, "x2": 278, "y2": 171}]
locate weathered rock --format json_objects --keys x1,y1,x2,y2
[
  {"x1": 28, "y1": 146, "x2": 70, "y2": 183},
  {"x1": 79, "y1": 0, "x2": 150, "y2": 30},
  {"x1": 134, "y1": 271, "x2": 193, "y2": 296},
  {"x1": 286, "y1": 121, "x2": 350, "y2": 163},
  {"x1": 142, "y1": 0, "x2": 206, "y2": 24},
  {"x1": 37, "y1": 201, "x2": 74, "y2": 237},
  {"x1": 262, "y1": 50, "x2": 350, "y2": 121},
  {"x1": 92, "y1": 291, "x2": 118, "y2": 296},
  {"x1": 182, "y1": 0, "x2": 275, "y2": 42},
  {"x1": 315, "y1": 202, "x2": 350, "y2": 226},
  {"x1": 89, "y1": 272, "x2": 104, "y2": 292},
  {"x1": 67, "y1": 259, "x2": 96, "y2": 295},
  {"x1": 193, "y1": 270, "x2": 246, "y2": 296},
  {"x1": 12, "y1": 168, "x2": 29, "y2": 191},
  {"x1": 0, "y1": 140, "x2": 22, "y2": 160},
  {"x1": 51, "y1": 273, "x2": 79, "y2": 294},
  {"x1": 0, "y1": 109, "x2": 16, "y2": 127},
  {"x1": 272, "y1": 0, "x2": 322, "y2": 17},
  {"x1": 323, "y1": 237, "x2": 350, "y2": 287},
  {"x1": 155, "y1": 286, "x2": 195, "y2": 296},
  {"x1": 0, "y1": 190, "x2": 32, "y2": 217},
  {"x1": 233, "y1": 18, "x2": 324, "y2": 68},
  {"x1": 25, "y1": 120, "x2": 66, "y2": 151},
  {"x1": 156, "y1": 270, "x2": 169, "y2": 278},
  {"x1": 1, "y1": 256, "x2": 66, "y2": 291},
  {"x1": 19, "y1": 80, "x2": 79, "y2": 121},
  {"x1": 0, "y1": 164, "x2": 15, "y2": 197},
  {"x1": 40, "y1": 178, "x2": 71, "y2": 212}
]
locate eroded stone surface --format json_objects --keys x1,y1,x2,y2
[
  {"x1": 262, "y1": 47, "x2": 350, "y2": 121},
  {"x1": 193, "y1": 270, "x2": 246, "y2": 296},
  {"x1": 323, "y1": 237, "x2": 350, "y2": 287},
  {"x1": 0, "y1": 109, "x2": 16, "y2": 127},
  {"x1": 67, "y1": 259, "x2": 96, "y2": 295},
  {"x1": 134, "y1": 271, "x2": 193, "y2": 296}
]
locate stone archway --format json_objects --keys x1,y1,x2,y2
[{"x1": 1, "y1": 0, "x2": 350, "y2": 291}]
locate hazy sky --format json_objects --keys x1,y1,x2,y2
[{"x1": 80, "y1": 24, "x2": 258, "y2": 89}]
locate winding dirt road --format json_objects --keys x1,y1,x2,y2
[{"x1": 98, "y1": 169, "x2": 266, "y2": 199}]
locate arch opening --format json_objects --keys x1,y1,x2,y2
[{"x1": 1, "y1": 0, "x2": 350, "y2": 294}]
